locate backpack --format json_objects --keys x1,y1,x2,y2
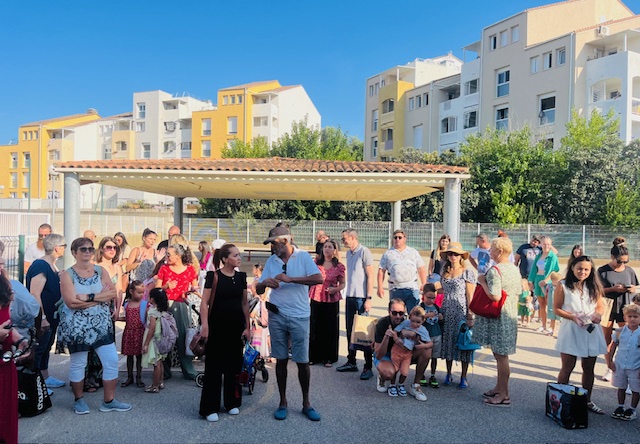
[{"x1": 155, "y1": 313, "x2": 178, "y2": 355}]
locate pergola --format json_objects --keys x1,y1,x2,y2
[{"x1": 54, "y1": 157, "x2": 470, "y2": 263}]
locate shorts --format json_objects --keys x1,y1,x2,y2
[
  {"x1": 391, "y1": 345, "x2": 413, "y2": 376},
  {"x1": 430, "y1": 335, "x2": 442, "y2": 359},
  {"x1": 373, "y1": 354, "x2": 392, "y2": 369},
  {"x1": 269, "y1": 312, "x2": 310, "y2": 363},
  {"x1": 612, "y1": 364, "x2": 640, "y2": 392}
]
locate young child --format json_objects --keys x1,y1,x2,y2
[
  {"x1": 121, "y1": 280, "x2": 147, "y2": 388},
  {"x1": 141, "y1": 288, "x2": 170, "y2": 393},
  {"x1": 546, "y1": 272, "x2": 562, "y2": 337},
  {"x1": 419, "y1": 283, "x2": 443, "y2": 388},
  {"x1": 389, "y1": 306, "x2": 432, "y2": 399},
  {"x1": 607, "y1": 304, "x2": 640, "y2": 421},
  {"x1": 518, "y1": 279, "x2": 533, "y2": 327}
]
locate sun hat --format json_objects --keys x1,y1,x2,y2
[{"x1": 440, "y1": 242, "x2": 469, "y2": 260}]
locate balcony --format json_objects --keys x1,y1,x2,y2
[
  {"x1": 384, "y1": 140, "x2": 393, "y2": 151},
  {"x1": 464, "y1": 92, "x2": 479, "y2": 108},
  {"x1": 253, "y1": 102, "x2": 278, "y2": 117},
  {"x1": 439, "y1": 97, "x2": 462, "y2": 119}
]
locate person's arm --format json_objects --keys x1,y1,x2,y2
[
  {"x1": 28, "y1": 272, "x2": 49, "y2": 327},
  {"x1": 514, "y1": 252, "x2": 521, "y2": 268},
  {"x1": 363, "y1": 264, "x2": 375, "y2": 311},
  {"x1": 126, "y1": 247, "x2": 140, "y2": 272},
  {"x1": 552, "y1": 284, "x2": 580, "y2": 325},
  {"x1": 465, "y1": 271, "x2": 476, "y2": 327},
  {"x1": 478, "y1": 268, "x2": 502, "y2": 302},
  {"x1": 276, "y1": 272, "x2": 323, "y2": 286},
  {"x1": 241, "y1": 289, "x2": 250, "y2": 340},
  {"x1": 141, "y1": 316, "x2": 157, "y2": 354},
  {"x1": 377, "y1": 268, "x2": 386, "y2": 299},
  {"x1": 60, "y1": 271, "x2": 99, "y2": 309},
  {"x1": 606, "y1": 338, "x2": 618, "y2": 371},
  {"x1": 199, "y1": 286, "x2": 212, "y2": 339},
  {"x1": 469, "y1": 252, "x2": 479, "y2": 270},
  {"x1": 427, "y1": 250, "x2": 435, "y2": 275},
  {"x1": 418, "y1": 265, "x2": 428, "y2": 288}
]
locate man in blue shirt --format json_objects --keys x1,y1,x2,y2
[{"x1": 256, "y1": 226, "x2": 323, "y2": 422}]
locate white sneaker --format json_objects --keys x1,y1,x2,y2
[
  {"x1": 536, "y1": 326, "x2": 545, "y2": 333},
  {"x1": 602, "y1": 369, "x2": 613, "y2": 382},
  {"x1": 206, "y1": 413, "x2": 219, "y2": 422},
  {"x1": 408, "y1": 383, "x2": 427, "y2": 402},
  {"x1": 626, "y1": 386, "x2": 632, "y2": 396},
  {"x1": 228, "y1": 408, "x2": 239, "y2": 415},
  {"x1": 376, "y1": 377, "x2": 388, "y2": 393}
]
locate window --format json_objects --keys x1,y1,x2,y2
[
  {"x1": 545, "y1": 138, "x2": 554, "y2": 148},
  {"x1": 9, "y1": 192, "x2": 16, "y2": 198},
  {"x1": 543, "y1": 52, "x2": 552, "y2": 70},
  {"x1": 10, "y1": 152, "x2": 17, "y2": 169},
  {"x1": 103, "y1": 145, "x2": 112, "y2": 160},
  {"x1": 238, "y1": 95, "x2": 243, "y2": 104},
  {"x1": 497, "y1": 70, "x2": 510, "y2": 97},
  {"x1": 372, "y1": 137, "x2": 378, "y2": 158},
  {"x1": 254, "y1": 116, "x2": 268, "y2": 127},
  {"x1": 372, "y1": 110, "x2": 378, "y2": 132},
  {"x1": 511, "y1": 25, "x2": 520, "y2": 43},
  {"x1": 489, "y1": 34, "x2": 497, "y2": 51},
  {"x1": 22, "y1": 192, "x2": 28, "y2": 199},
  {"x1": 164, "y1": 121, "x2": 176, "y2": 132},
  {"x1": 23, "y1": 152, "x2": 30, "y2": 168},
  {"x1": 223, "y1": 96, "x2": 228, "y2": 105},
  {"x1": 142, "y1": 143, "x2": 151, "y2": 159},
  {"x1": 28, "y1": 131, "x2": 33, "y2": 140},
  {"x1": 202, "y1": 141, "x2": 211, "y2": 157},
  {"x1": 423, "y1": 93, "x2": 429, "y2": 106},
  {"x1": 441, "y1": 117, "x2": 457, "y2": 133},
  {"x1": 374, "y1": 82, "x2": 380, "y2": 95},
  {"x1": 557, "y1": 47, "x2": 566, "y2": 66},
  {"x1": 163, "y1": 102, "x2": 177, "y2": 110},
  {"x1": 136, "y1": 122, "x2": 145, "y2": 132},
  {"x1": 202, "y1": 118, "x2": 211, "y2": 136},
  {"x1": 539, "y1": 96, "x2": 556, "y2": 125},
  {"x1": 500, "y1": 30, "x2": 508, "y2": 47},
  {"x1": 22, "y1": 131, "x2": 27, "y2": 141},
  {"x1": 463, "y1": 111, "x2": 478, "y2": 129},
  {"x1": 409, "y1": 97, "x2": 415, "y2": 110},
  {"x1": 464, "y1": 79, "x2": 478, "y2": 95},
  {"x1": 49, "y1": 150, "x2": 60, "y2": 160},
  {"x1": 34, "y1": 130, "x2": 38, "y2": 140},
  {"x1": 227, "y1": 116, "x2": 238, "y2": 134},
  {"x1": 382, "y1": 128, "x2": 393, "y2": 142},
  {"x1": 163, "y1": 141, "x2": 176, "y2": 153},
  {"x1": 530, "y1": 56, "x2": 539, "y2": 74},
  {"x1": 369, "y1": 85, "x2": 374, "y2": 97},
  {"x1": 382, "y1": 99, "x2": 394, "y2": 113},
  {"x1": 115, "y1": 141, "x2": 127, "y2": 151},
  {"x1": 137, "y1": 103, "x2": 146, "y2": 119},
  {"x1": 416, "y1": 95, "x2": 422, "y2": 108},
  {"x1": 412, "y1": 125, "x2": 423, "y2": 149},
  {"x1": 23, "y1": 172, "x2": 30, "y2": 188},
  {"x1": 496, "y1": 107, "x2": 509, "y2": 131},
  {"x1": 381, "y1": 79, "x2": 385, "y2": 87},
  {"x1": 231, "y1": 95, "x2": 236, "y2": 105},
  {"x1": 10, "y1": 173, "x2": 17, "y2": 188},
  {"x1": 180, "y1": 142, "x2": 191, "y2": 151}
]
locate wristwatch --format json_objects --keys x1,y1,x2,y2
[
  {"x1": 88, "y1": 293, "x2": 95, "y2": 302},
  {"x1": 366, "y1": 296, "x2": 372, "y2": 300}
]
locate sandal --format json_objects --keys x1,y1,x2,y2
[
  {"x1": 484, "y1": 397, "x2": 511, "y2": 407},
  {"x1": 121, "y1": 377, "x2": 134, "y2": 388},
  {"x1": 159, "y1": 382, "x2": 165, "y2": 390},
  {"x1": 587, "y1": 402, "x2": 604, "y2": 414},
  {"x1": 84, "y1": 382, "x2": 98, "y2": 393},
  {"x1": 324, "y1": 362, "x2": 333, "y2": 368},
  {"x1": 136, "y1": 378, "x2": 145, "y2": 388},
  {"x1": 483, "y1": 390, "x2": 499, "y2": 398},
  {"x1": 144, "y1": 386, "x2": 159, "y2": 393}
]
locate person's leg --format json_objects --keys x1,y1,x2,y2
[
  {"x1": 269, "y1": 312, "x2": 290, "y2": 409},
  {"x1": 538, "y1": 296, "x2": 547, "y2": 330},
  {"x1": 461, "y1": 361, "x2": 470, "y2": 379},
  {"x1": 377, "y1": 360, "x2": 396, "y2": 383},
  {"x1": 153, "y1": 360, "x2": 163, "y2": 388},
  {"x1": 199, "y1": 342, "x2": 222, "y2": 416},
  {"x1": 223, "y1": 341, "x2": 243, "y2": 411},
  {"x1": 557, "y1": 353, "x2": 577, "y2": 384},
  {"x1": 618, "y1": 388, "x2": 627, "y2": 406},
  {"x1": 123, "y1": 356, "x2": 133, "y2": 385},
  {"x1": 631, "y1": 391, "x2": 639, "y2": 409},
  {"x1": 581, "y1": 357, "x2": 597, "y2": 403},
  {"x1": 95, "y1": 343, "x2": 119, "y2": 403},
  {"x1": 135, "y1": 355, "x2": 143, "y2": 385},
  {"x1": 412, "y1": 347, "x2": 430, "y2": 385},
  {"x1": 493, "y1": 353, "x2": 510, "y2": 398},
  {"x1": 446, "y1": 359, "x2": 453, "y2": 375},
  {"x1": 173, "y1": 302, "x2": 196, "y2": 379},
  {"x1": 297, "y1": 362, "x2": 311, "y2": 409},
  {"x1": 69, "y1": 351, "x2": 89, "y2": 400},
  {"x1": 289, "y1": 315, "x2": 313, "y2": 409},
  {"x1": 276, "y1": 358, "x2": 289, "y2": 408},
  {"x1": 344, "y1": 298, "x2": 357, "y2": 365}
]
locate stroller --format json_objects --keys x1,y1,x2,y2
[{"x1": 191, "y1": 304, "x2": 269, "y2": 394}]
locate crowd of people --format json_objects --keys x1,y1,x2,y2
[{"x1": 2, "y1": 221, "x2": 640, "y2": 442}]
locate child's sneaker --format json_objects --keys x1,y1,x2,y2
[
  {"x1": 429, "y1": 375, "x2": 439, "y2": 388},
  {"x1": 611, "y1": 406, "x2": 626, "y2": 419},
  {"x1": 419, "y1": 375, "x2": 429, "y2": 387},
  {"x1": 622, "y1": 408, "x2": 637, "y2": 421},
  {"x1": 397, "y1": 385, "x2": 407, "y2": 397},
  {"x1": 444, "y1": 374, "x2": 453, "y2": 386},
  {"x1": 387, "y1": 385, "x2": 398, "y2": 397}
]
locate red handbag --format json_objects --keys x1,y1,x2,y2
[{"x1": 469, "y1": 266, "x2": 508, "y2": 318}]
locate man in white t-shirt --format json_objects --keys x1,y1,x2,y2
[
  {"x1": 377, "y1": 229, "x2": 427, "y2": 312},
  {"x1": 469, "y1": 233, "x2": 494, "y2": 276},
  {"x1": 24, "y1": 223, "x2": 52, "y2": 272}
]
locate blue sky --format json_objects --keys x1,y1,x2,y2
[{"x1": 1, "y1": 0, "x2": 639, "y2": 145}]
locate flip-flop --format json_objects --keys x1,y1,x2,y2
[
  {"x1": 121, "y1": 378, "x2": 134, "y2": 388},
  {"x1": 483, "y1": 390, "x2": 498, "y2": 398},
  {"x1": 84, "y1": 384, "x2": 98, "y2": 393},
  {"x1": 484, "y1": 397, "x2": 511, "y2": 407},
  {"x1": 144, "y1": 386, "x2": 159, "y2": 393},
  {"x1": 274, "y1": 407, "x2": 288, "y2": 420},
  {"x1": 136, "y1": 379, "x2": 145, "y2": 388}
]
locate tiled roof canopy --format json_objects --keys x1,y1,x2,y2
[{"x1": 54, "y1": 157, "x2": 469, "y2": 202}]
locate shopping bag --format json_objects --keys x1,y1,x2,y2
[
  {"x1": 185, "y1": 327, "x2": 198, "y2": 357},
  {"x1": 601, "y1": 297, "x2": 614, "y2": 324},
  {"x1": 545, "y1": 382, "x2": 588, "y2": 429},
  {"x1": 349, "y1": 314, "x2": 378, "y2": 351},
  {"x1": 17, "y1": 368, "x2": 52, "y2": 417}
]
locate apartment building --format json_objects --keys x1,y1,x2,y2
[
  {"x1": 365, "y1": 0, "x2": 640, "y2": 159},
  {"x1": 192, "y1": 80, "x2": 321, "y2": 158}
]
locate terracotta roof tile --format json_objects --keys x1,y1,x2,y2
[
  {"x1": 219, "y1": 80, "x2": 279, "y2": 91},
  {"x1": 54, "y1": 157, "x2": 469, "y2": 175}
]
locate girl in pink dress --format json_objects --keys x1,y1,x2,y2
[{"x1": 121, "y1": 281, "x2": 147, "y2": 388}]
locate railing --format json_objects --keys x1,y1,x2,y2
[{"x1": 632, "y1": 98, "x2": 640, "y2": 115}]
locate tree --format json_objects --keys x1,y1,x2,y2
[
  {"x1": 604, "y1": 180, "x2": 640, "y2": 228},
  {"x1": 221, "y1": 137, "x2": 270, "y2": 158}
]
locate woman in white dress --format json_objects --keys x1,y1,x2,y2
[{"x1": 553, "y1": 255, "x2": 607, "y2": 414}]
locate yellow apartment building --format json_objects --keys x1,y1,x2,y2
[{"x1": 0, "y1": 111, "x2": 101, "y2": 201}]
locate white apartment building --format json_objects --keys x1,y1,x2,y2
[{"x1": 365, "y1": 0, "x2": 640, "y2": 159}]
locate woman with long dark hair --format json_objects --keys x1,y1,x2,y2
[
  {"x1": 309, "y1": 239, "x2": 345, "y2": 367},
  {"x1": 199, "y1": 244, "x2": 250, "y2": 422},
  {"x1": 428, "y1": 234, "x2": 450, "y2": 281},
  {"x1": 554, "y1": 255, "x2": 607, "y2": 414}
]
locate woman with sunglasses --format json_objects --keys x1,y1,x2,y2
[
  {"x1": 598, "y1": 237, "x2": 639, "y2": 382},
  {"x1": 437, "y1": 242, "x2": 476, "y2": 389},
  {"x1": 114, "y1": 232, "x2": 131, "y2": 290},
  {"x1": 58, "y1": 237, "x2": 131, "y2": 414}
]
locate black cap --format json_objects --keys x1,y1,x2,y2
[{"x1": 263, "y1": 227, "x2": 291, "y2": 245}]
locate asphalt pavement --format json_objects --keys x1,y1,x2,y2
[{"x1": 18, "y1": 293, "x2": 640, "y2": 444}]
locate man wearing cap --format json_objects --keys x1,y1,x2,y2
[
  {"x1": 377, "y1": 229, "x2": 427, "y2": 312},
  {"x1": 255, "y1": 226, "x2": 324, "y2": 421},
  {"x1": 514, "y1": 236, "x2": 541, "y2": 279}
]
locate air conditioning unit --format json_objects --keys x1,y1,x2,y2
[{"x1": 598, "y1": 25, "x2": 610, "y2": 37}]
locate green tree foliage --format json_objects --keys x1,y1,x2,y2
[
  {"x1": 604, "y1": 180, "x2": 640, "y2": 228},
  {"x1": 221, "y1": 137, "x2": 270, "y2": 158}
]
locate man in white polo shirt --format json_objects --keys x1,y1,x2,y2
[{"x1": 256, "y1": 226, "x2": 323, "y2": 422}]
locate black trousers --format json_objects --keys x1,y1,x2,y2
[{"x1": 198, "y1": 333, "x2": 243, "y2": 416}]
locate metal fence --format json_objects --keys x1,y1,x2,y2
[
  {"x1": 0, "y1": 236, "x2": 23, "y2": 281},
  {"x1": 2, "y1": 211, "x2": 638, "y2": 260}
]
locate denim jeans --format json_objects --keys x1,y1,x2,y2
[
  {"x1": 389, "y1": 288, "x2": 420, "y2": 313},
  {"x1": 345, "y1": 297, "x2": 372, "y2": 369}
]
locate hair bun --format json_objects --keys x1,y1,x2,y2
[{"x1": 613, "y1": 237, "x2": 626, "y2": 247}]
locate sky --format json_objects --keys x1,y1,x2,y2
[{"x1": 1, "y1": 0, "x2": 640, "y2": 145}]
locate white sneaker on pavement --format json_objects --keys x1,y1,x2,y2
[
  {"x1": 376, "y1": 377, "x2": 388, "y2": 393},
  {"x1": 408, "y1": 383, "x2": 427, "y2": 402},
  {"x1": 602, "y1": 369, "x2": 613, "y2": 382}
]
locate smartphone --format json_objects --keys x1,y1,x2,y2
[
  {"x1": 586, "y1": 324, "x2": 595, "y2": 333},
  {"x1": 265, "y1": 301, "x2": 280, "y2": 314}
]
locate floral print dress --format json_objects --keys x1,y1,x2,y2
[{"x1": 440, "y1": 268, "x2": 477, "y2": 362}]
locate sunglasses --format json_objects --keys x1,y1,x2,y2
[
  {"x1": 393, "y1": 236, "x2": 404, "y2": 240},
  {"x1": 57, "y1": 244, "x2": 67, "y2": 248},
  {"x1": 103, "y1": 245, "x2": 117, "y2": 250},
  {"x1": 617, "y1": 259, "x2": 629, "y2": 265},
  {"x1": 391, "y1": 310, "x2": 405, "y2": 316},
  {"x1": 78, "y1": 247, "x2": 96, "y2": 253},
  {"x1": 38, "y1": 234, "x2": 49, "y2": 239},
  {"x1": 341, "y1": 238, "x2": 348, "y2": 242},
  {"x1": 447, "y1": 252, "x2": 461, "y2": 256},
  {"x1": 282, "y1": 264, "x2": 287, "y2": 274},
  {"x1": 424, "y1": 296, "x2": 436, "y2": 299}
]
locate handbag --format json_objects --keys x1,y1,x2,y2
[
  {"x1": 546, "y1": 382, "x2": 588, "y2": 429},
  {"x1": 469, "y1": 266, "x2": 507, "y2": 318},
  {"x1": 17, "y1": 368, "x2": 52, "y2": 417},
  {"x1": 189, "y1": 271, "x2": 218, "y2": 357},
  {"x1": 349, "y1": 314, "x2": 378, "y2": 351}
]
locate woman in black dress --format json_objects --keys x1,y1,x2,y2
[{"x1": 198, "y1": 244, "x2": 250, "y2": 422}]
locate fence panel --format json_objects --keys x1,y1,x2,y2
[{"x1": 0, "y1": 236, "x2": 21, "y2": 280}]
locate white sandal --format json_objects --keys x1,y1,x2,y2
[{"x1": 587, "y1": 402, "x2": 604, "y2": 414}]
